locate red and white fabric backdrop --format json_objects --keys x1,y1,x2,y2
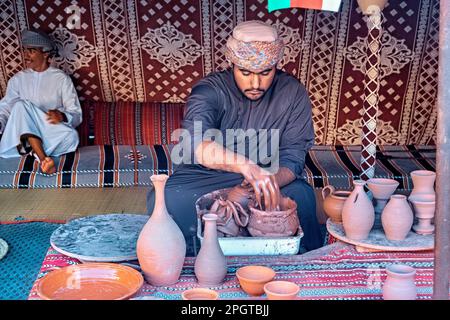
[{"x1": 0, "y1": 0, "x2": 438, "y2": 146}]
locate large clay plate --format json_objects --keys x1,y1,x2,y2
[
  {"x1": 326, "y1": 219, "x2": 434, "y2": 252},
  {"x1": 37, "y1": 263, "x2": 143, "y2": 300},
  {"x1": 50, "y1": 214, "x2": 148, "y2": 262}
]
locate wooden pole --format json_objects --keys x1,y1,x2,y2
[{"x1": 433, "y1": 0, "x2": 450, "y2": 300}]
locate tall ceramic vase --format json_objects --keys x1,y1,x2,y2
[
  {"x1": 381, "y1": 195, "x2": 413, "y2": 241},
  {"x1": 136, "y1": 174, "x2": 186, "y2": 286},
  {"x1": 382, "y1": 264, "x2": 417, "y2": 300},
  {"x1": 194, "y1": 213, "x2": 227, "y2": 286},
  {"x1": 341, "y1": 180, "x2": 375, "y2": 240}
]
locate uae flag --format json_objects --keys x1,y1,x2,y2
[{"x1": 268, "y1": 0, "x2": 342, "y2": 12}]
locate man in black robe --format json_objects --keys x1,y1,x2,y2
[{"x1": 147, "y1": 20, "x2": 323, "y2": 256}]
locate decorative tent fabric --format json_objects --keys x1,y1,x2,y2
[{"x1": 0, "y1": 0, "x2": 439, "y2": 146}]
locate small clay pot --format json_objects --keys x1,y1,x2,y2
[
  {"x1": 181, "y1": 288, "x2": 219, "y2": 300},
  {"x1": 236, "y1": 265, "x2": 276, "y2": 296},
  {"x1": 247, "y1": 196, "x2": 299, "y2": 237},
  {"x1": 263, "y1": 281, "x2": 300, "y2": 300},
  {"x1": 322, "y1": 185, "x2": 351, "y2": 223}
]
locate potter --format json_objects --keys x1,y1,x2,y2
[{"x1": 146, "y1": 20, "x2": 324, "y2": 255}]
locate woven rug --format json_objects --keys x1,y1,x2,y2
[
  {"x1": 0, "y1": 220, "x2": 63, "y2": 300},
  {"x1": 29, "y1": 242, "x2": 448, "y2": 300}
]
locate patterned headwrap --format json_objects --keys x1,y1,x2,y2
[
  {"x1": 21, "y1": 29, "x2": 57, "y2": 56},
  {"x1": 225, "y1": 20, "x2": 284, "y2": 72}
]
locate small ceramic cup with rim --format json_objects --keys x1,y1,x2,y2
[{"x1": 263, "y1": 280, "x2": 300, "y2": 300}]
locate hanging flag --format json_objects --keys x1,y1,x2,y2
[{"x1": 268, "y1": 0, "x2": 342, "y2": 12}]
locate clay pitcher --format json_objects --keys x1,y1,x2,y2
[
  {"x1": 341, "y1": 180, "x2": 375, "y2": 240},
  {"x1": 194, "y1": 213, "x2": 227, "y2": 286},
  {"x1": 321, "y1": 185, "x2": 351, "y2": 223},
  {"x1": 136, "y1": 174, "x2": 186, "y2": 286},
  {"x1": 382, "y1": 264, "x2": 417, "y2": 300},
  {"x1": 381, "y1": 195, "x2": 413, "y2": 241}
]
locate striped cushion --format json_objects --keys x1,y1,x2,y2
[
  {"x1": 79, "y1": 101, "x2": 184, "y2": 146},
  {"x1": 305, "y1": 145, "x2": 435, "y2": 190},
  {"x1": 0, "y1": 145, "x2": 173, "y2": 188},
  {"x1": 0, "y1": 145, "x2": 435, "y2": 189}
]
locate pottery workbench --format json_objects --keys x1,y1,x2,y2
[{"x1": 28, "y1": 241, "x2": 447, "y2": 300}]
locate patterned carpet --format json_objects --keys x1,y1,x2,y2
[{"x1": 0, "y1": 221, "x2": 62, "y2": 300}]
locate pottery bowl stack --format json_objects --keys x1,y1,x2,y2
[
  {"x1": 236, "y1": 265, "x2": 276, "y2": 296},
  {"x1": 263, "y1": 280, "x2": 300, "y2": 300}
]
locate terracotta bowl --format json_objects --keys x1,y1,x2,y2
[
  {"x1": 236, "y1": 265, "x2": 276, "y2": 296},
  {"x1": 37, "y1": 263, "x2": 144, "y2": 300},
  {"x1": 263, "y1": 280, "x2": 300, "y2": 300},
  {"x1": 181, "y1": 288, "x2": 219, "y2": 300}
]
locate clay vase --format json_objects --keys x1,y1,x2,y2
[
  {"x1": 194, "y1": 213, "x2": 227, "y2": 286},
  {"x1": 321, "y1": 185, "x2": 351, "y2": 223},
  {"x1": 367, "y1": 178, "x2": 399, "y2": 229},
  {"x1": 247, "y1": 196, "x2": 299, "y2": 237},
  {"x1": 381, "y1": 195, "x2": 413, "y2": 241},
  {"x1": 410, "y1": 194, "x2": 436, "y2": 235},
  {"x1": 382, "y1": 264, "x2": 417, "y2": 300},
  {"x1": 408, "y1": 170, "x2": 436, "y2": 202},
  {"x1": 136, "y1": 174, "x2": 186, "y2": 286},
  {"x1": 341, "y1": 180, "x2": 375, "y2": 240}
]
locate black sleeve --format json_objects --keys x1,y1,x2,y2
[{"x1": 278, "y1": 86, "x2": 315, "y2": 179}]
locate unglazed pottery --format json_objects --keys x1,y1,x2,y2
[
  {"x1": 382, "y1": 195, "x2": 413, "y2": 241},
  {"x1": 367, "y1": 178, "x2": 399, "y2": 228},
  {"x1": 236, "y1": 265, "x2": 276, "y2": 296},
  {"x1": 321, "y1": 185, "x2": 351, "y2": 223},
  {"x1": 37, "y1": 263, "x2": 143, "y2": 300},
  {"x1": 263, "y1": 280, "x2": 300, "y2": 300},
  {"x1": 136, "y1": 174, "x2": 186, "y2": 286},
  {"x1": 247, "y1": 196, "x2": 299, "y2": 237},
  {"x1": 408, "y1": 170, "x2": 436, "y2": 202},
  {"x1": 382, "y1": 264, "x2": 417, "y2": 300},
  {"x1": 341, "y1": 180, "x2": 375, "y2": 240},
  {"x1": 410, "y1": 194, "x2": 436, "y2": 235},
  {"x1": 181, "y1": 288, "x2": 219, "y2": 300},
  {"x1": 194, "y1": 213, "x2": 227, "y2": 286},
  {"x1": 209, "y1": 184, "x2": 253, "y2": 237}
]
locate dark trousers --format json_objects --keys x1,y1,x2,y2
[{"x1": 147, "y1": 166, "x2": 324, "y2": 256}]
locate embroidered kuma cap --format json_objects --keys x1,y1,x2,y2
[{"x1": 225, "y1": 20, "x2": 284, "y2": 72}]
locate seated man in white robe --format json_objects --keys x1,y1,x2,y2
[{"x1": 0, "y1": 29, "x2": 82, "y2": 174}]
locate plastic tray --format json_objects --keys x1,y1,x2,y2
[{"x1": 195, "y1": 188, "x2": 303, "y2": 256}]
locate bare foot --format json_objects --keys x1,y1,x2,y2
[{"x1": 40, "y1": 157, "x2": 56, "y2": 174}]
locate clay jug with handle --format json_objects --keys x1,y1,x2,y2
[
  {"x1": 322, "y1": 185, "x2": 351, "y2": 223},
  {"x1": 195, "y1": 213, "x2": 227, "y2": 286},
  {"x1": 341, "y1": 180, "x2": 375, "y2": 240},
  {"x1": 136, "y1": 174, "x2": 186, "y2": 286}
]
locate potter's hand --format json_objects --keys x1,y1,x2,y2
[
  {"x1": 46, "y1": 109, "x2": 66, "y2": 124},
  {"x1": 240, "y1": 163, "x2": 280, "y2": 211}
]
